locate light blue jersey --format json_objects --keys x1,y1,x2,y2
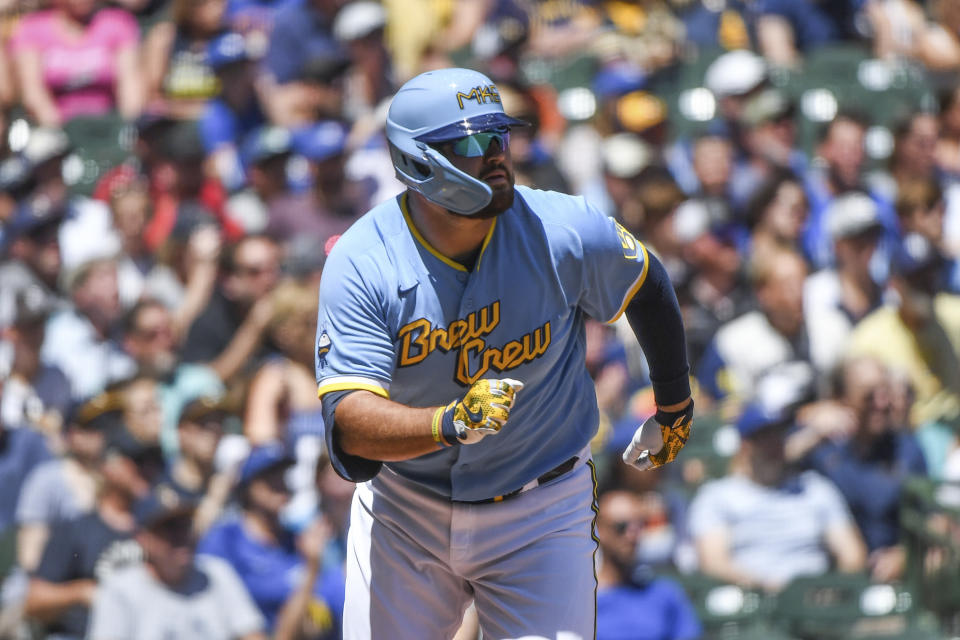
[{"x1": 316, "y1": 185, "x2": 649, "y2": 501}]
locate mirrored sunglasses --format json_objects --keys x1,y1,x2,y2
[{"x1": 446, "y1": 129, "x2": 510, "y2": 158}]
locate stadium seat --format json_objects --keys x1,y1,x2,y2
[
  {"x1": 670, "y1": 572, "x2": 792, "y2": 639},
  {"x1": 772, "y1": 572, "x2": 942, "y2": 639},
  {"x1": 0, "y1": 527, "x2": 16, "y2": 580},
  {"x1": 62, "y1": 114, "x2": 135, "y2": 197}
]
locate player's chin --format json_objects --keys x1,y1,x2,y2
[{"x1": 472, "y1": 181, "x2": 514, "y2": 219}]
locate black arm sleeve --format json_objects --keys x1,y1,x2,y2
[
  {"x1": 321, "y1": 390, "x2": 384, "y2": 483},
  {"x1": 624, "y1": 251, "x2": 691, "y2": 406}
]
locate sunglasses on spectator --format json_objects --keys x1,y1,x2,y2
[
  {"x1": 438, "y1": 128, "x2": 510, "y2": 158},
  {"x1": 234, "y1": 263, "x2": 276, "y2": 277},
  {"x1": 608, "y1": 519, "x2": 645, "y2": 536}
]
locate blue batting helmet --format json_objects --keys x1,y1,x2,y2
[{"x1": 385, "y1": 68, "x2": 527, "y2": 215}]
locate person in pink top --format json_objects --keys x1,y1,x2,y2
[{"x1": 11, "y1": 0, "x2": 142, "y2": 127}]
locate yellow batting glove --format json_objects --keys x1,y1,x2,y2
[
  {"x1": 432, "y1": 378, "x2": 525, "y2": 446},
  {"x1": 622, "y1": 400, "x2": 694, "y2": 471}
]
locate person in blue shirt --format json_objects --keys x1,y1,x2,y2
[
  {"x1": 197, "y1": 444, "x2": 344, "y2": 639},
  {"x1": 596, "y1": 489, "x2": 702, "y2": 640},
  {"x1": 787, "y1": 356, "x2": 927, "y2": 582},
  {"x1": 200, "y1": 32, "x2": 267, "y2": 193}
]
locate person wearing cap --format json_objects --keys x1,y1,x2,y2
[
  {"x1": 153, "y1": 397, "x2": 230, "y2": 529},
  {"x1": 224, "y1": 125, "x2": 295, "y2": 234},
  {"x1": 200, "y1": 31, "x2": 269, "y2": 194},
  {"x1": 14, "y1": 392, "x2": 118, "y2": 573},
  {"x1": 40, "y1": 254, "x2": 136, "y2": 401},
  {"x1": 896, "y1": 178, "x2": 960, "y2": 293},
  {"x1": 695, "y1": 246, "x2": 815, "y2": 407},
  {"x1": 596, "y1": 489, "x2": 702, "y2": 640},
  {"x1": 333, "y1": 0, "x2": 393, "y2": 119},
  {"x1": 23, "y1": 428, "x2": 151, "y2": 640},
  {"x1": 88, "y1": 501, "x2": 267, "y2": 640},
  {"x1": 9, "y1": 0, "x2": 141, "y2": 127},
  {"x1": 786, "y1": 356, "x2": 926, "y2": 583},
  {"x1": 803, "y1": 110, "x2": 897, "y2": 270},
  {"x1": 804, "y1": 192, "x2": 886, "y2": 375},
  {"x1": 0, "y1": 378, "x2": 52, "y2": 549},
  {"x1": 848, "y1": 232, "x2": 960, "y2": 431},
  {"x1": 198, "y1": 444, "x2": 345, "y2": 639},
  {"x1": 673, "y1": 198, "x2": 752, "y2": 372},
  {"x1": 0, "y1": 195, "x2": 69, "y2": 337},
  {"x1": 0, "y1": 293, "x2": 71, "y2": 438},
  {"x1": 581, "y1": 132, "x2": 655, "y2": 220},
  {"x1": 732, "y1": 88, "x2": 807, "y2": 212},
  {"x1": 265, "y1": 120, "x2": 372, "y2": 244},
  {"x1": 688, "y1": 401, "x2": 866, "y2": 592}
]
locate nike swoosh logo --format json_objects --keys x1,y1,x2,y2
[{"x1": 464, "y1": 406, "x2": 484, "y2": 424}]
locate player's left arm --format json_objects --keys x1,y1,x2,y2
[{"x1": 620, "y1": 251, "x2": 694, "y2": 470}]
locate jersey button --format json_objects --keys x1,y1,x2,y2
[{"x1": 457, "y1": 273, "x2": 468, "y2": 283}]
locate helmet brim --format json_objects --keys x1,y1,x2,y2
[{"x1": 414, "y1": 113, "x2": 529, "y2": 143}]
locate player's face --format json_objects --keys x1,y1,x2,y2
[{"x1": 436, "y1": 128, "x2": 516, "y2": 219}]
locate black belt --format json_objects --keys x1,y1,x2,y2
[{"x1": 459, "y1": 456, "x2": 580, "y2": 505}]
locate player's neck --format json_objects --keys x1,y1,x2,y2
[{"x1": 407, "y1": 191, "x2": 493, "y2": 270}]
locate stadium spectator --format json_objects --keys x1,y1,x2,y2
[
  {"x1": 733, "y1": 88, "x2": 805, "y2": 212},
  {"x1": 0, "y1": 196, "x2": 68, "y2": 334},
  {"x1": 198, "y1": 444, "x2": 345, "y2": 639},
  {"x1": 696, "y1": 247, "x2": 814, "y2": 408},
  {"x1": 896, "y1": 178, "x2": 960, "y2": 292},
  {"x1": 244, "y1": 280, "x2": 322, "y2": 447},
  {"x1": 10, "y1": 0, "x2": 141, "y2": 127},
  {"x1": 23, "y1": 430, "x2": 153, "y2": 640},
  {"x1": 121, "y1": 298, "x2": 224, "y2": 455},
  {"x1": 142, "y1": 121, "x2": 244, "y2": 253},
  {"x1": 108, "y1": 181, "x2": 186, "y2": 311},
  {"x1": 788, "y1": 356, "x2": 927, "y2": 582},
  {"x1": 848, "y1": 233, "x2": 960, "y2": 432},
  {"x1": 201, "y1": 32, "x2": 268, "y2": 193},
  {"x1": 14, "y1": 392, "x2": 118, "y2": 572},
  {"x1": 261, "y1": 0, "x2": 347, "y2": 127},
  {"x1": 936, "y1": 84, "x2": 960, "y2": 180},
  {"x1": 41, "y1": 256, "x2": 136, "y2": 400},
  {"x1": 333, "y1": 1, "x2": 393, "y2": 121},
  {"x1": 225, "y1": 125, "x2": 295, "y2": 234},
  {"x1": 688, "y1": 402, "x2": 867, "y2": 592},
  {"x1": 596, "y1": 489, "x2": 702, "y2": 640},
  {"x1": 804, "y1": 193, "x2": 885, "y2": 376},
  {"x1": 672, "y1": 198, "x2": 752, "y2": 372},
  {"x1": 745, "y1": 169, "x2": 808, "y2": 263},
  {"x1": 0, "y1": 378, "x2": 52, "y2": 540},
  {"x1": 803, "y1": 111, "x2": 895, "y2": 269},
  {"x1": 181, "y1": 233, "x2": 280, "y2": 383},
  {"x1": 143, "y1": 0, "x2": 228, "y2": 120},
  {"x1": 88, "y1": 501, "x2": 267, "y2": 640},
  {"x1": 0, "y1": 296, "x2": 71, "y2": 442},
  {"x1": 266, "y1": 121, "x2": 370, "y2": 243},
  {"x1": 155, "y1": 396, "x2": 234, "y2": 534}
]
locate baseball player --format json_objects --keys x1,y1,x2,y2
[{"x1": 316, "y1": 67, "x2": 693, "y2": 640}]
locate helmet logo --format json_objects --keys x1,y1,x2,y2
[{"x1": 456, "y1": 85, "x2": 502, "y2": 110}]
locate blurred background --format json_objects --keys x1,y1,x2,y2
[{"x1": 1, "y1": 0, "x2": 960, "y2": 639}]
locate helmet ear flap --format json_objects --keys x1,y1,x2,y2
[{"x1": 389, "y1": 143, "x2": 431, "y2": 180}]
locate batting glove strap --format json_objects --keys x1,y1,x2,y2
[
  {"x1": 649, "y1": 400, "x2": 694, "y2": 467},
  {"x1": 435, "y1": 378, "x2": 524, "y2": 446}
]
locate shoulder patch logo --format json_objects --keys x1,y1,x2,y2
[
  {"x1": 317, "y1": 331, "x2": 331, "y2": 367},
  {"x1": 615, "y1": 222, "x2": 641, "y2": 260}
]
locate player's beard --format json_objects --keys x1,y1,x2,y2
[{"x1": 460, "y1": 163, "x2": 515, "y2": 219}]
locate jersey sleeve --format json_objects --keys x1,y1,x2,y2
[
  {"x1": 315, "y1": 249, "x2": 395, "y2": 400},
  {"x1": 574, "y1": 200, "x2": 650, "y2": 324}
]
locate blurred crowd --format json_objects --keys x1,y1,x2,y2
[{"x1": 0, "y1": 0, "x2": 960, "y2": 639}]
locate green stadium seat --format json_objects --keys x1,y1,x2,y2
[
  {"x1": 671, "y1": 572, "x2": 791, "y2": 640},
  {"x1": 0, "y1": 527, "x2": 16, "y2": 580},
  {"x1": 772, "y1": 572, "x2": 942, "y2": 639},
  {"x1": 62, "y1": 114, "x2": 135, "y2": 197}
]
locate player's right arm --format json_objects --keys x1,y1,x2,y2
[{"x1": 316, "y1": 242, "x2": 521, "y2": 482}]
